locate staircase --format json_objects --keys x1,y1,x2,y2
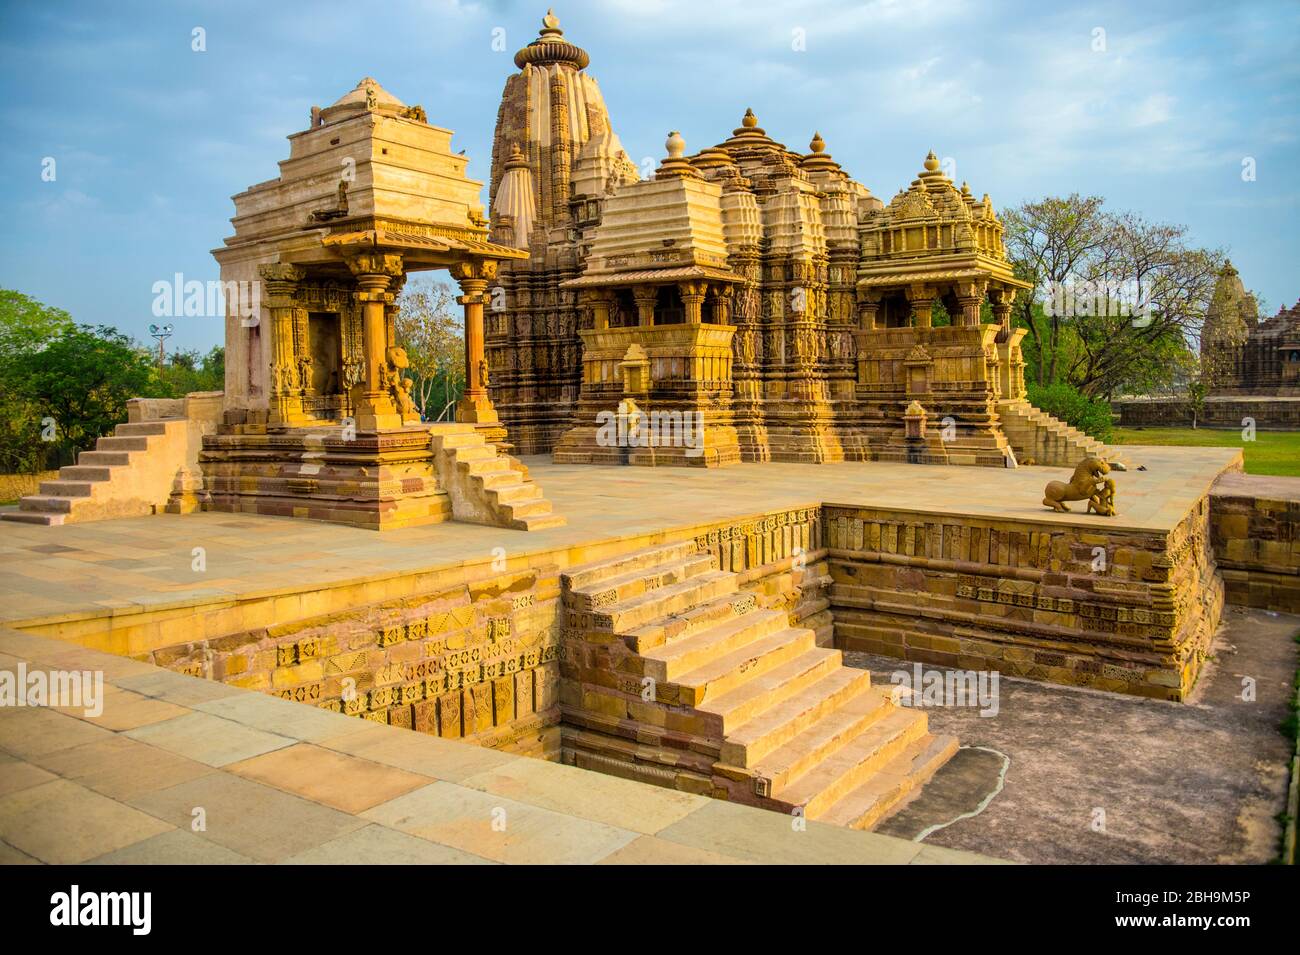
[
  {"x1": 561, "y1": 540, "x2": 956, "y2": 830},
  {"x1": 998, "y1": 399, "x2": 1125, "y2": 469},
  {"x1": 2, "y1": 420, "x2": 190, "y2": 526},
  {"x1": 428, "y1": 424, "x2": 564, "y2": 531}
]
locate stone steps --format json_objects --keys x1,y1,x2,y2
[
  {"x1": 750, "y1": 688, "x2": 897, "y2": 797},
  {"x1": 562, "y1": 540, "x2": 702, "y2": 592},
  {"x1": 560, "y1": 539, "x2": 956, "y2": 830},
  {"x1": 427, "y1": 423, "x2": 564, "y2": 532},
  {"x1": 568, "y1": 552, "x2": 717, "y2": 612},
  {"x1": 590, "y1": 571, "x2": 737, "y2": 634},
  {"x1": 770, "y1": 704, "x2": 930, "y2": 818},
  {"x1": 699, "y1": 647, "x2": 843, "y2": 733},
  {"x1": 816, "y1": 733, "x2": 960, "y2": 830},
  {"x1": 640, "y1": 608, "x2": 788, "y2": 682},
  {"x1": 2, "y1": 418, "x2": 189, "y2": 526},
  {"x1": 669, "y1": 625, "x2": 815, "y2": 707},
  {"x1": 718, "y1": 665, "x2": 873, "y2": 768}
]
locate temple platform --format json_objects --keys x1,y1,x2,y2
[
  {"x1": 0, "y1": 446, "x2": 1245, "y2": 833},
  {"x1": 0, "y1": 447, "x2": 1237, "y2": 627}
]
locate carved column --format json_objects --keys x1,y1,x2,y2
[
  {"x1": 857, "y1": 292, "x2": 882, "y2": 331},
  {"x1": 633, "y1": 287, "x2": 658, "y2": 328},
  {"x1": 679, "y1": 281, "x2": 707, "y2": 325},
  {"x1": 954, "y1": 279, "x2": 988, "y2": 327},
  {"x1": 710, "y1": 284, "x2": 733, "y2": 325},
  {"x1": 585, "y1": 290, "x2": 613, "y2": 330},
  {"x1": 455, "y1": 259, "x2": 499, "y2": 424},
  {"x1": 990, "y1": 286, "x2": 1018, "y2": 400},
  {"x1": 259, "y1": 263, "x2": 307, "y2": 427},
  {"x1": 346, "y1": 252, "x2": 404, "y2": 431},
  {"x1": 907, "y1": 285, "x2": 935, "y2": 329}
]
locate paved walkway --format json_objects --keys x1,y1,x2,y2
[
  {"x1": 0, "y1": 626, "x2": 997, "y2": 865},
  {"x1": 0, "y1": 447, "x2": 1239, "y2": 630}
]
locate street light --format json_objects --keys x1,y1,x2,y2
[{"x1": 149, "y1": 323, "x2": 174, "y2": 366}]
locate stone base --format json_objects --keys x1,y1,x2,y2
[
  {"x1": 827, "y1": 499, "x2": 1223, "y2": 701},
  {"x1": 553, "y1": 421, "x2": 743, "y2": 468},
  {"x1": 199, "y1": 424, "x2": 451, "y2": 530}
]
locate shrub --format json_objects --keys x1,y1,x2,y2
[{"x1": 1026, "y1": 383, "x2": 1113, "y2": 442}]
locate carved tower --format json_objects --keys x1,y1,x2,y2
[{"x1": 487, "y1": 10, "x2": 639, "y2": 452}]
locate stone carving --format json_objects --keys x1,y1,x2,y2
[
  {"x1": 1088, "y1": 475, "x2": 1117, "y2": 516},
  {"x1": 1042, "y1": 457, "x2": 1113, "y2": 514}
]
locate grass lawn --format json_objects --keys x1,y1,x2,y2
[{"x1": 1110, "y1": 427, "x2": 1300, "y2": 477}]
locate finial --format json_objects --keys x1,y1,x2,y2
[
  {"x1": 960, "y1": 181, "x2": 972, "y2": 196},
  {"x1": 742, "y1": 108, "x2": 757, "y2": 128},
  {"x1": 541, "y1": 8, "x2": 562, "y2": 37},
  {"x1": 810, "y1": 132, "x2": 825, "y2": 154},
  {"x1": 666, "y1": 130, "x2": 685, "y2": 159},
  {"x1": 923, "y1": 150, "x2": 940, "y2": 172}
]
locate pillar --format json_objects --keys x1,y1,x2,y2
[
  {"x1": 679, "y1": 281, "x2": 707, "y2": 325},
  {"x1": 710, "y1": 284, "x2": 733, "y2": 325},
  {"x1": 259, "y1": 263, "x2": 308, "y2": 427},
  {"x1": 908, "y1": 285, "x2": 935, "y2": 329},
  {"x1": 857, "y1": 294, "x2": 881, "y2": 331},
  {"x1": 346, "y1": 252, "x2": 404, "y2": 431},
  {"x1": 633, "y1": 287, "x2": 658, "y2": 327},
  {"x1": 455, "y1": 259, "x2": 500, "y2": 425},
  {"x1": 954, "y1": 279, "x2": 988, "y2": 328}
]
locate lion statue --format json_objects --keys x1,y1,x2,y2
[{"x1": 1043, "y1": 456, "x2": 1113, "y2": 514}]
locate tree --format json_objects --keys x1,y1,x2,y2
[
  {"x1": 1002, "y1": 195, "x2": 1110, "y2": 387},
  {"x1": 156, "y1": 345, "x2": 225, "y2": 396},
  {"x1": 0, "y1": 289, "x2": 74, "y2": 356},
  {"x1": 394, "y1": 278, "x2": 464, "y2": 419},
  {"x1": 1003, "y1": 197, "x2": 1221, "y2": 399},
  {"x1": 6, "y1": 324, "x2": 157, "y2": 464}
]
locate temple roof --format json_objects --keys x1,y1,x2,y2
[{"x1": 514, "y1": 8, "x2": 590, "y2": 70}]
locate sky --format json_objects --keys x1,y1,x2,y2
[{"x1": 1, "y1": 0, "x2": 1297, "y2": 352}]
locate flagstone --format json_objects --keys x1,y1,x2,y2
[{"x1": 0, "y1": 778, "x2": 172, "y2": 864}]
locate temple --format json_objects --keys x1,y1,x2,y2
[
  {"x1": 1119, "y1": 260, "x2": 1300, "y2": 429},
  {"x1": 484, "y1": 13, "x2": 1075, "y2": 469},
  {"x1": 1201, "y1": 261, "x2": 1300, "y2": 396},
  {"x1": 11, "y1": 7, "x2": 1292, "y2": 843}
]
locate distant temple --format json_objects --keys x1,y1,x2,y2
[{"x1": 1201, "y1": 261, "x2": 1300, "y2": 395}]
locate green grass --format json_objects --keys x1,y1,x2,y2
[{"x1": 1110, "y1": 427, "x2": 1300, "y2": 477}]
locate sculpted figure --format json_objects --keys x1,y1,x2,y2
[
  {"x1": 1088, "y1": 476, "x2": 1117, "y2": 516},
  {"x1": 1043, "y1": 456, "x2": 1113, "y2": 514},
  {"x1": 395, "y1": 377, "x2": 418, "y2": 418}
]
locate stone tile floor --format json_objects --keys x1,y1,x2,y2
[
  {"x1": 0, "y1": 447, "x2": 1240, "y2": 630},
  {"x1": 0, "y1": 626, "x2": 998, "y2": 865}
]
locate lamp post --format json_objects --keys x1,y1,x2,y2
[{"x1": 149, "y1": 323, "x2": 173, "y2": 367}]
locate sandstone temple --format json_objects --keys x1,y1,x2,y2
[
  {"x1": 1120, "y1": 260, "x2": 1300, "y2": 429},
  {"x1": 3, "y1": 10, "x2": 1295, "y2": 845}
]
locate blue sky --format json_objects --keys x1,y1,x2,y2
[{"x1": 1, "y1": 0, "x2": 1297, "y2": 352}]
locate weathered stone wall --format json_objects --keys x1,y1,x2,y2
[
  {"x1": 827, "y1": 502, "x2": 1222, "y2": 700},
  {"x1": 143, "y1": 565, "x2": 564, "y2": 759},
  {"x1": 1117, "y1": 396, "x2": 1300, "y2": 430},
  {"x1": 1211, "y1": 473, "x2": 1300, "y2": 614}
]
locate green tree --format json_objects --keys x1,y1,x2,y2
[
  {"x1": 394, "y1": 278, "x2": 464, "y2": 419},
  {"x1": 7, "y1": 324, "x2": 157, "y2": 464},
  {"x1": 0, "y1": 289, "x2": 74, "y2": 355}
]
